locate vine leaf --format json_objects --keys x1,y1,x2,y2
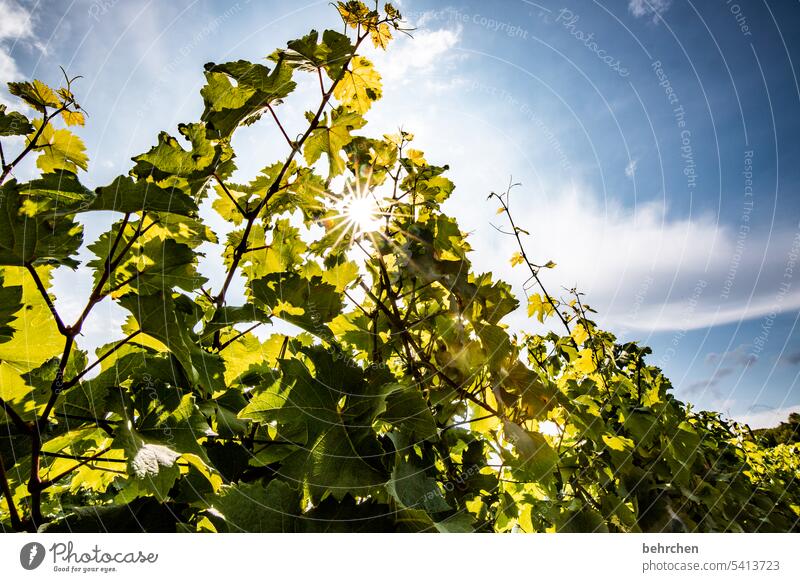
[
  {"x1": 304, "y1": 107, "x2": 365, "y2": 176},
  {"x1": 28, "y1": 120, "x2": 88, "y2": 174},
  {"x1": 333, "y1": 56, "x2": 382, "y2": 114}
]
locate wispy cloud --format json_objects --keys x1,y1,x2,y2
[
  {"x1": 624, "y1": 158, "x2": 637, "y2": 179},
  {"x1": 368, "y1": 19, "x2": 464, "y2": 91},
  {"x1": 736, "y1": 404, "x2": 800, "y2": 429},
  {"x1": 686, "y1": 345, "x2": 758, "y2": 394},
  {"x1": 780, "y1": 350, "x2": 800, "y2": 366},
  {"x1": 0, "y1": 0, "x2": 34, "y2": 86},
  {"x1": 628, "y1": 0, "x2": 672, "y2": 22}
]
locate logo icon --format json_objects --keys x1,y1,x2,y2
[{"x1": 20, "y1": 542, "x2": 46, "y2": 570}]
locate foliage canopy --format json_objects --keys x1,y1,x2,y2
[{"x1": 0, "y1": 2, "x2": 798, "y2": 533}]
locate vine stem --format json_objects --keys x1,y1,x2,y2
[
  {"x1": 0, "y1": 104, "x2": 69, "y2": 185},
  {"x1": 39, "y1": 447, "x2": 112, "y2": 489},
  {"x1": 25, "y1": 263, "x2": 67, "y2": 334},
  {"x1": 212, "y1": 29, "x2": 370, "y2": 321},
  {"x1": 214, "y1": 173, "x2": 245, "y2": 215},
  {"x1": 24, "y1": 210, "x2": 147, "y2": 528},
  {"x1": 358, "y1": 280, "x2": 501, "y2": 419},
  {"x1": 266, "y1": 105, "x2": 293, "y2": 149},
  {"x1": 491, "y1": 180, "x2": 572, "y2": 335},
  {"x1": 0, "y1": 452, "x2": 23, "y2": 531},
  {"x1": 62, "y1": 330, "x2": 142, "y2": 390}
]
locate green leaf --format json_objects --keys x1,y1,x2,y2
[
  {"x1": 250, "y1": 272, "x2": 343, "y2": 339},
  {"x1": 503, "y1": 420, "x2": 558, "y2": 481},
  {"x1": 527, "y1": 293, "x2": 555, "y2": 322},
  {"x1": 131, "y1": 123, "x2": 217, "y2": 181},
  {"x1": 201, "y1": 59, "x2": 295, "y2": 139},
  {"x1": 388, "y1": 456, "x2": 451, "y2": 513},
  {"x1": 299, "y1": 495, "x2": 397, "y2": 532},
  {"x1": 8, "y1": 80, "x2": 61, "y2": 113},
  {"x1": 555, "y1": 506, "x2": 609, "y2": 533},
  {"x1": 379, "y1": 384, "x2": 438, "y2": 441},
  {"x1": 0, "y1": 104, "x2": 33, "y2": 136},
  {"x1": 39, "y1": 497, "x2": 180, "y2": 532},
  {"x1": 240, "y1": 348, "x2": 389, "y2": 501},
  {"x1": 118, "y1": 293, "x2": 224, "y2": 394},
  {"x1": 333, "y1": 55, "x2": 382, "y2": 113},
  {"x1": 89, "y1": 176, "x2": 199, "y2": 216},
  {"x1": 270, "y1": 30, "x2": 353, "y2": 80},
  {"x1": 0, "y1": 181, "x2": 84, "y2": 268},
  {"x1": 0, "y1": 270, "x2": 22, "y2": 344},
  {"x1": 21, "y1": 171, "x2": 93, "y2": 212},
  {"x1": 602, "y1": 433, "x2": 634, "y2": 452},
  {"x1": 304, "y1": 107, "x2": 365, "y2": 177},
  {"x1": 211, "y1": 480, "x2": 299, "y2": 532},
  {"x1": 28, "y1": 119, "x2": 88, "y2": 173},
  {"x1": 0, "y1": 267, "x2": 64, "y2": 415}
]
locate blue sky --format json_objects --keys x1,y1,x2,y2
[{"x1": 1, "y1": 0, "x2": 799, "y2": 427}]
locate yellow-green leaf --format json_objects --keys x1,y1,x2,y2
[
  {"x1": 28, "y1": 120, "x2": 88, "y2": 173},
  {"x1": 333, "y1": 56, "x2": 382, "y2": 114}
]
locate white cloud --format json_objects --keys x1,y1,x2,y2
[
  {"x1": 735, "y1": 404, "x2": 800, "y2": 429},
  {"x1": 628, "y1": 0, "x2": 672, "y2": 21},
  {"x1": 363, "y1": 40, "x2": 800, "y2": 337},
  {"x1": 0, "y1": 0, "x2": 33, "y2": 40},
  {"x1": 0, "y1": 48, "x2": 19, "y2": 82},
  {"x1": 0, "y1": 0, "x2": 34, "y2": 93},
  {"x1": 624, "y1": 158, "x2": 637, "y2": 179},
  {"x1": 368, "y1": 24, "x2": 464, "y2": 89}
]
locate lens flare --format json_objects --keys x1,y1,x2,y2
[{"x1": 341, "y1": 192, "x2": 382, "y2": 234}]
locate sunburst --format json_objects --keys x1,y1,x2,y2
[{"x1": 322, "y1": 176, "x2": 393, "y2": 250}]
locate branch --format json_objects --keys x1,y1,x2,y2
[
  {"x1": 39, "y1": 335, "x2": 73, "y2": 424},
  {"x1": 266, "y1": 104, "x2": 294, "y2": 149},
  {"x1": 103, "y1": 272, "x2": 140, "y2": 297},
  {"x1": 317, "y1": 67, "x2": 326, "y2": 95},
  {"x1": 0, "y1": 105, "x2": 69, "y2": 185},
  {"x1": 40, "y1": 451, "x2": 125, "y2": 464},
  {"x1": 25, "y1": 263, "x2": 67, "y2": 335},
  {"x1": 572, "y1": 292, "x2": 611, "y2": 394},
  {"x1": 52, "y1": 412, "x2": 115, "y2": 436},
  {"x1": 491, "y1": 181, "x2": 572, "y2": 335},
  {"x1": 40, "y1": 446, "x2": 112, "y2": 489},
  {"x1": 0, "y1": 452, "x2": 23, "y2": 531},
  {"x1": 62, "y1": 330, "x2": 141, "y2": 390},
  {"x1": 441, "y1": 414, "x2": 495, "y2": 432},
  {"x1": 359, "y1": 281, "x2": 501, "y2": 418},
  {"x1": 212, "y1": 30, "x2": 369, "y2": 317},
  {"x1": 217, "y1": 323, "x2": 262, "y2": 351},
  {"x1": 214, "y1": 173, "x2": 246, "y2": 215},
  {"x1": 71, "y1": 215, "x2": 157, "y2": 332}
]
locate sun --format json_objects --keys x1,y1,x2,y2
[
  {"x1": 322, "y1": 178, "x2": 394, "y2": 248},
  {"x1": 342, "y1": 192, "x2": 383, "y2": 234}
]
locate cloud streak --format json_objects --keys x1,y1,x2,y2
[{"x1": 0, "y1": 0, "x2": 34, "y2": 87}]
